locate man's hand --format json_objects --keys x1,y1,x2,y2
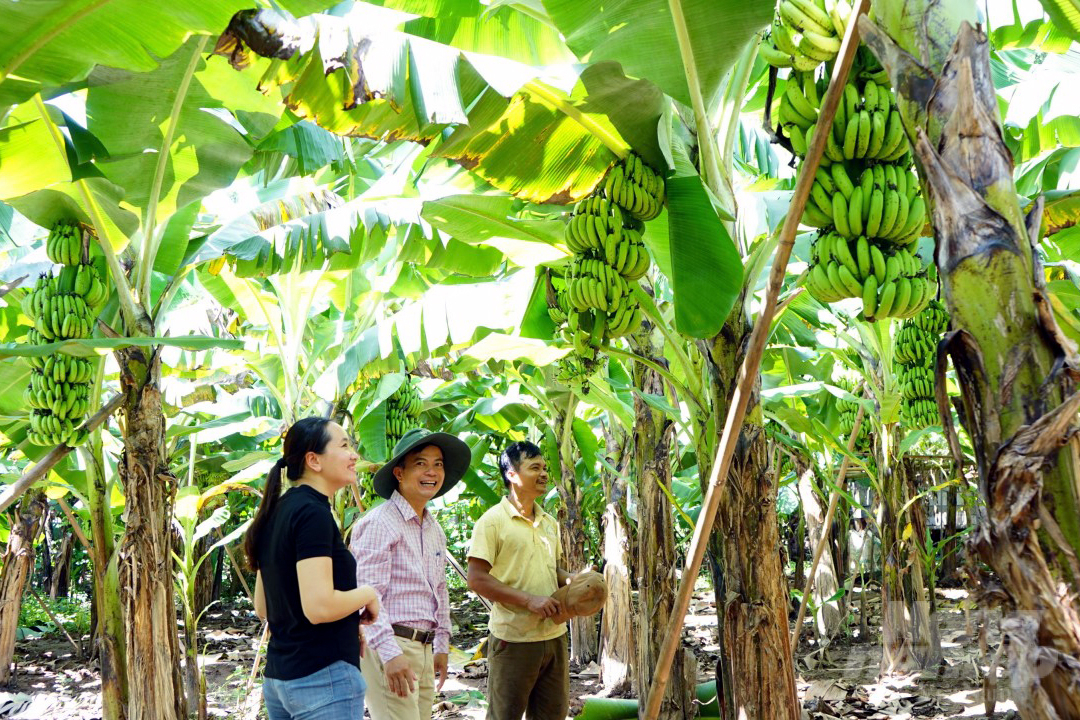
[
  {"x1": 434, "y1": 652, "x2": 449, "y2": 691},
  {"x1": 359, "y1": 628, "x2": 367, "y2": 658},
  {"x1": 384, "y1": 655, "x2": 417, "y2": 698},
  {"x1": 524, "y1": 594, "x2": 562, "y2": 618},
  {"x1": 359, "y1": 596, "x2": 379, "y2": 625}
]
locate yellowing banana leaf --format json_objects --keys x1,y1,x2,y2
[
  {"x1": 0, "y1": 0, "x2": 248, "y2": 106},
  {"x1": 235, "y1": 10, "x2": 666, "y2": 204},
  {"x1": 1038, "y1": 188, "x2": 1080, "y2": 236},
  {"x1": 542, "y1": 0, "x2": 771, "y2": 109},
  {"x1": 435, "y1": 84, "x2": 618, "y2": 204}
]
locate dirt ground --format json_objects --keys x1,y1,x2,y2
[{"x1": 0, "y1": 584, "x2": 1018, "y2": 719}]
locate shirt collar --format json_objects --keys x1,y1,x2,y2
[
  {"x1": 499, "y1": 495, "x2": 547, "y2": 525},
  {"x1": 391, "y1": 490, "x2": 428, "y2": 524}
]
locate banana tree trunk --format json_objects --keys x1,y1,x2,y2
[
  {"x1": 796, "y1": 463, "x2": 842, "y2": 640},
  {"x1": 599, "y1": 425, "x2": 634, "y2": 694},
  {"x1": 554, "y1": 408, "x2": 599, "y2": 665},
  {"x1": 862, "y1": 9, "x2": 1080, "y2": 715},
  {"x1": 0, "y1": 491, "x2": 48, "y2": 683},
  {"x1": 83, "y1": 444, "x2": 128, "y2": 720},
  {"x1": 49, "y1": 533, "x2": 73, "y2": 600},
  {"x1": 876, "y1": 430, "x2": 940, "y2": 674},
  {"x1": 699, "y1": 313, "x2": 798, "y2": 720},
  {"x1": 632, "y1": 336, "x2": 695, "y2": 720},
  {"x1": 115, "y1": 340, "x2": 186, "y2": 720}
]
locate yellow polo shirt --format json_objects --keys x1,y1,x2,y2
[{"x1": 468, "y1": 497, "x2": 567, "y2": 643}]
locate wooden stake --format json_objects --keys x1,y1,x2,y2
[
  {"x1": 790, "y1": 395, "x2": 866, "y2": 647},
  {"x1": 56, "y1": 497, "x2": 91, "y2": 551},
  {"x1": 224, "y1": 543, "x2": 253, "y2": 601},
  {"x1": 27, "y1": 584, "x2": 80, "y2": 657},
  {"x1": 641, "y1": 4, "x2": 870, "y2": 718}
]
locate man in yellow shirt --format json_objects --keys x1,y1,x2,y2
[{"x1": 467, "y1": 441, "x2": 571, "y2": 720}]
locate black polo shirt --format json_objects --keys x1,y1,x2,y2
[{"x1": 259, "y1": 484, "x2": 360, "y2": 680}]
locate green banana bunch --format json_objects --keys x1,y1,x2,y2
[
  {"x1": 897, "y1": 364, "x2": 935, "y2": 400},
  {"x1": 850, "y1": 163, "x2": 925, "y2": 243},
  {"x1": 761, "y1": 0, "x2": 848, "y2": 71},
  {"x1": 565, "y1": 309, "x2": 608, "y2": 362},
  {"x1": 547, "y1": 289, "x2": 570, "y2": 325},
  {"x1": 600, "y1": 153, "x2": 664, "y2": 222},
  {"x1": 778, "y1": 72, "x2": 823, "y2": 136},
  {"x1": 829, "y1": 77, "x2": 909, "y2": 163},
  {"x1": 912, "y1": 299, "x2": 949, "y2": 336},
  {"x1": 835, "y1": 379, "x2": 872, "y2": 449},
  {"x1": 899, "y1": 398, "x2": 940, "y2": 429},
  {"x1": 893, "y1": 301, "x2": 950, "y2": 429},
  {"x1": 46, "y1": 221, "x2": 84, "y2": 266},
  {"x1": 27, "y1": 409, "x2": 88, "y2": 447},
  {"x1": 602, "y1": 291, "x2": 643, "y2": 340},
  {"x1": 20, "y1": 224, "x2": 110, "y2": 447},
  {"x1": 566, "y1": 255, "x2": 631, "y2": 315},
  {"x1": 804, "y1": 232, "x2": 936, "y2": 320},
  {"x1": 384, "y1": 377, "x2": 423, "y2": 447},
  {"x1": 538, "y1": 428, "x2": 562, "y2": 485}
]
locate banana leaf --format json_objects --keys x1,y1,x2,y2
[{"x1": 0, "y1": 0, "x2": 248, "y2": 106}]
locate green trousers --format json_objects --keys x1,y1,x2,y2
[{"x1": 486, "y1": 633, "x2": 569, "y2": 720}]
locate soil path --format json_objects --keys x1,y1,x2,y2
[{"x1": 0, "y1": 586, "x2": 1014, "y2": 719}]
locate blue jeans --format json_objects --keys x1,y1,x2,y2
[{"x1": 264, "y1": 661, "x2": 366, "y2": 720}]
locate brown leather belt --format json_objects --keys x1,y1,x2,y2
[{"x1": 392, "y1": 623, "x2": 435, "y2": 645}]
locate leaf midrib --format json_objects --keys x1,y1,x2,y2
[{"x1": 428, "y1": 198, "x2": 557, "y2": 245}]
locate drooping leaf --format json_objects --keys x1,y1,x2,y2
[
  {"x1": 0, "y1": 0, "x2": 249, "y2": 106},
  {"x1": 0, "y1": 117, "x2": 72, "y2": 200},
  {"x1": 1037, "y1": 0, "x2": 1080, "y2": 44},
  {"x1": 435, "y1": 84, "x2": 619, "y2": 204},
  {"x1": 393, "y1": 1, "x2": 576, "y2": 66},
  {"x1": 541, "y1": 0, "x2": 771, "y2": 108},
  {"x1": 453, "y1": 332, "x2": 569, "y2": 371},
  {"x1": 1, "y1": 103, "x2": 139, "y2": 248},
  {"x1": 87, "y1": 40, "x2": 282, "y2": 222},
  {"x1": 665, "y1": 174, "x2": 743, "y2": 338}
]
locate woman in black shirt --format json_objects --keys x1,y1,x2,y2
[{"x1": 244, "y1": 417, "x2": 380, "y2": 720}]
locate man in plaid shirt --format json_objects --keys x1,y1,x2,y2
[{"x1": 350, "y1": 428, "x2": 472, "y2": 720}]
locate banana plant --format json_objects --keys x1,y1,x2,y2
[{"x1": 171, "y1": 470, "x2": 258, "y2": 720}]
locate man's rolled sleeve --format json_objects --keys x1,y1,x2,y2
[
  {"x1": 350, "y1": 518, "x2": 403, "y2": 664},
  {"x1": 467, "y1": 513, "x2": 498, "y2": 566}
]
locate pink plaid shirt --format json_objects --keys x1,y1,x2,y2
[{"x1": 350, "y1": 491, "x2": 450, "y2": 662}]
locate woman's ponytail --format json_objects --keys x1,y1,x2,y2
[
  {"x1": 242, "y1": 418, "x2": 332, "y2": 571},
  {"x1": 244, "y1": 458, "x2": 286, "y2": 571}
]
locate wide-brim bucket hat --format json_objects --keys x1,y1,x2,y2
[{"x1": 372, "y1": 428, "x2": 472, "y2": 500}]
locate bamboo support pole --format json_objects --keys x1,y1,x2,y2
[
  {"x1": 0, "y1": 394, "x2": 124, "y2": 514},
  {"x1": 56, "y1": 497, "x2": 91, "y2": 551},
  {"x1": 224, "y1": 543, "x2": 253, "y2": 601},
  {"x1": 641, "y1": 4, "x2": 870, "y2": 718},
  {"x1": 790, "y1": 397, "x2": 866, "y2": 647},
  {"x1": 28, "y1": 584, "x2": 81, "y2": 656}
]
